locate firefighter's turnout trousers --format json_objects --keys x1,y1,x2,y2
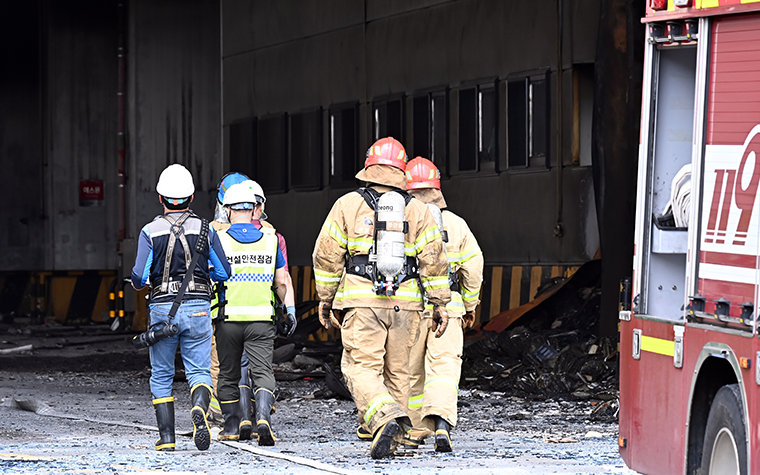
[
  {"x1": 408, "y1": 312, "x2": 464, "y2": 429},
  {"x1": 341, "y1": 307, "x2": 421, "y2": 434},
  {"x1": 407, "y1": 209, "x2": 483, "y2": 430}
]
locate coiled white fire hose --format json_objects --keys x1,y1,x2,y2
[{"x1": 663, "y1": 164, "x2": 691, "y2": 228}]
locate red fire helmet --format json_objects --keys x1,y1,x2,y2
[
  {"x1": 364, "y1": 137, "x2": 408, "y2": 171},
  {"x1": 405, "y1": 156, "x2": 441, "y2": 190}
]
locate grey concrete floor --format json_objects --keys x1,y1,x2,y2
[{"x1": 0, "y1": 328, "x2": 636, "y2": 474}]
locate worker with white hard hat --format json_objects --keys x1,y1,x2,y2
[
  {"x1": 213, "y1": 180, "x2": 295, "y2": 445},
  {"x1": 131, "y1": 163, "x2": 231, "y2": 452}
]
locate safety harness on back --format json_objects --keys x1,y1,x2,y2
[
  {"x1": 345, "y1": 187, "x2": 420, "y2": 295},
  {"x1": 150, "y1": 211, "x2": 211, "y2": 301}
]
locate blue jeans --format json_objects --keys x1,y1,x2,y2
[{"x1": 148, "y1": 299, "x2": 213, "y2": 398}]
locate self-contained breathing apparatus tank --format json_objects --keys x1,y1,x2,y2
[
  {"x1": 347, "y1": 187, "x2": 418, "y2": 298},
  {"x1": 373, "y1": 191, "x2": 407, "y2": 292},
  {"x1": 426, "y1": 204, "x2": 445, "y2": 243},
  {"x1": 426, "y1": 203, "x2": 459, "y2": 294}
]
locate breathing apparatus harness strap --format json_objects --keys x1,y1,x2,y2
[
  {"x1": 347, "y1": 188, "x2": 419, "y2": 294},
  {"x1": 345, "y1": 254, "x2": 419, "y2": 284}
]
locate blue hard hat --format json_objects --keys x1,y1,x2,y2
[{"x1": 217, "y1": 172, "x2": 250, "y2": 203}]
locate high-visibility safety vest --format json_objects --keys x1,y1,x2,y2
[{"x1": 216, "y1": 227, "x2": 279, "y2": 322}]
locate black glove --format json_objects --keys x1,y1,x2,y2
[{"x1": 277, "y1": 313, "x2": 297, "y2": 338}]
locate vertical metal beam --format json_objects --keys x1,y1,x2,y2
[
  {"x1": 592, "y1": 0, "x2": 646, "y2": 337},
  {"x1": 117, "y1": 1, "x2": 127, "y2": 242}
]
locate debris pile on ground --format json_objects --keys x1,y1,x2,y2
[
  {"x1": 272, "y1": 340, "x2": 352, "y2": 400},
  {"x1": 462, "y1": 260, "x2": 618, "y2": 421}
]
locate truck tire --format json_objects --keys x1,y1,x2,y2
[{"x1": 700, "y1": 383, "x2": 747, "y2": 475}]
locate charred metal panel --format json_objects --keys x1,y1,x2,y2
[
  {"x1": 127, "y1": 0, "x2": 221, "y2": 235},
  {"x1": 570, "y1": 0, "x2": 602, "y2": 64},
  {"x1": 365, "y1": 0, "x2": 555, "y2": 95},
  {"x1": 222, "y1": 0, "x2": 603, "y2": 268},
  {"x1": 46, "y1": 0, "x2": 119, "y2": 270},
  {"x1": 0, "y1": 3, "x2": 45, "y2": 270},
  {"x1": 366, "y1": 0, "x2": 454, "y2": 22},
  {"x1": 223, "y1": 26, "x2": 366, "y2": 121},
  {"x1": 223, "y1": 0, "x2": 364, "y2": 56}
]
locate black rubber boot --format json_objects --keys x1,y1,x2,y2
[
  {"x1": 190, "y1": 384, "x2": 212, "y2": 451},
  {"x1": 370, "y1": 419, "x2": 400, "y2": 459},
  {"x1": 255, "y1": 388, "x2": 276, "y2": 446},
  {"x1": 432, "y1": 415, "x2": 452, "y2": 453},
  {"x1": 218, "y1": 400, "x2": 240, "y2": 440},
  {"x1": 152, "y1": 397, "x2": 175, "y2": 451},
  {"x1": 238, "y1": 383, "x2": 253, "y2": 440}
]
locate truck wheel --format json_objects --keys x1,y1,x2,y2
[{"x1": 700, "y1": 383, "x2": 747, "y2": 475}]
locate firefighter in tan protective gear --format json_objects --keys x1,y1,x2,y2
[
  {"x1": 312, "y1": 137, "x2": 451, "y2": 460},
  {"x1": 404, "y1": 156, "x2": 484, "y2": 452}
]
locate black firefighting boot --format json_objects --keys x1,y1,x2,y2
[
  {"x1": 431, "y1": 415, "x2": 452, "y2": 452},
  {"x1": 400, "y1": 427, "x2": 430, "y2": 449},
  {"x1": 238, "y1": 368, "x2": 254, "y2": 440},
  {"x1": 190, "y1": 384, "x2": 212, "y2": 451},
  {"x1": 356, "y1": 424, "x2": 373, "y2": 441},
  {"x1": 152, "y1": 397, "x2": 175, "y2": 451},
  {"x1": 218, "y1": 400, "x2": 240, "y2": 441},
  {"x1": 207, "y1": 393, "x2": 223, "y2": 426},
  {"x1": 370, "y1": 419, "x2": 401, "y2": 459},
  {"x1": 254, "y1": 388, "x2": 276, "y2": 446}
]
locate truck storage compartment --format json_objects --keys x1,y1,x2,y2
[
  {"x1": 651, "y1": 217, "x2": 687, "y2": 254},
  {"x1": 640, "y1": 46, "x2": 696, "y2": 319}
]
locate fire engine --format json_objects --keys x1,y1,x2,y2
[{"x1": 620, "y1": 1, "x2": 760, "y2": 474}]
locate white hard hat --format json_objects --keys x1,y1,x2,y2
[
  {"x1": 248, "y1": 180, "x2": 266, "y2": 203},
  {"x1": 223, "y1": 180, "x2": 260, "y2": 210},
  {"x1": 156, "y1": 164, "x2": 195, "y2": 198}
]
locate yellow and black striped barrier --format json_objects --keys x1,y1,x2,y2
[
  {"x1": 0, "y1": 264, "x2": 581, "y2": 334},
  {"x1": 0, "y1": 270, "x2": 116, "y2": 324},
  {"x1": 287, "y1": 264, "x2": 581, "y2": 340}
]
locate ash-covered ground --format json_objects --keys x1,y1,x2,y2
[{"x1": 0, "y1": 320, "x2": 634, "y2": 475}]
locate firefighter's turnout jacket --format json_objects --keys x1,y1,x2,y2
[
  {"x1": 312, "y1": 185, "x2": 451, "y2": 310},
  {"x1": 438, "y1": 210, "x2": 483, "y2": 314}
]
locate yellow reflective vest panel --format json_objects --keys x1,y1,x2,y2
[
  {"x1": 312, "y1": 187, "x2": 451, "y2": 311},
  {"x1": 216, "y1": 227, "x2": 279, "y2": 322}
]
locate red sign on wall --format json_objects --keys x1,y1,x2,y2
[{"x1": 80, "y1": 180, "x2": 104, "y2": 207}]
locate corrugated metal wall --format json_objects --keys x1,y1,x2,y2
[
  {"x1": 0, "y1": 1, "x2": 222, "y2": 273},
  {"x1": 221, "y1": 0, "x2": 601, "y2": 268}
]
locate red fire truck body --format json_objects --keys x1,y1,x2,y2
[{"x1": 621, "y1": 1, "x2": 760, "y2": 474}]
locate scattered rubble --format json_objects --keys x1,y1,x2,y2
[{"x1": 462, "y1": 260, "x2": 618, "y2": 422}]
